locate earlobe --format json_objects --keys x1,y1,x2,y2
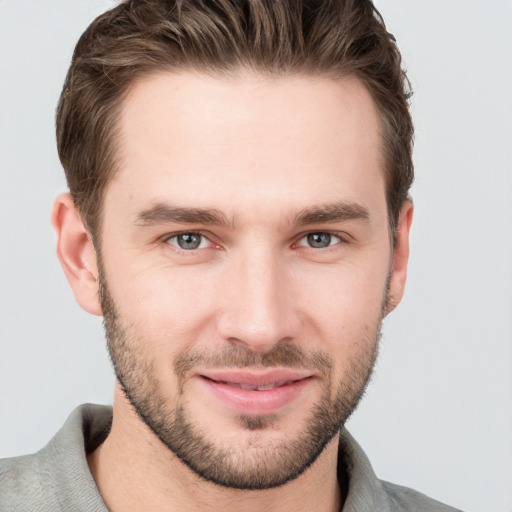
[
  {"x1": 51, "y1": 193, "x2": 103, "y2": 316},
  {"x1": 385, "y1": 200, "x2": 414, "y2": 315}
]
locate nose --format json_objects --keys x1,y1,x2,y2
[{"x1": 217, "y1": 246, "x2": 300, "y2": 353}]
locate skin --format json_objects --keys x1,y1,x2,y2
[{"x1": 52, "y1": 72, "x2": 413, "y2": 512}]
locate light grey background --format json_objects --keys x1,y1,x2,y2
[{"x1": 1, "y1": 1, "x2": 511, "y2": 511}]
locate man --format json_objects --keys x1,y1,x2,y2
[{"x1": 0, "y1": 0, "x2": 462, "y2": 510}]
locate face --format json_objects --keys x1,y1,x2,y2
[{"x1": 96, "y1": 72, "x2": 400, "y2": 489}]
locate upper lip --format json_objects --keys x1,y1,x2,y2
[{"x1": 197, "y1": 369, "x2": 312, "y2": 387}]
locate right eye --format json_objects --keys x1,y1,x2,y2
[{"x1": 165, "y1": 232, "x2": 211, "y2": 251}]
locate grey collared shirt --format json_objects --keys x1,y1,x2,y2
[{"x1": 0, "y1": 404, "x2": 462, "y2": 511}]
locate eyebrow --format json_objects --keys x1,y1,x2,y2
[
  {"x1": 135, "y1": 200, "x2": 369, "y2": 229},
  {"x1": 294, "y1": 202, "x2": 370, "y2": 226},
  {"x1": 135, "y1": 203, "x2": 231, "y2": 227}
]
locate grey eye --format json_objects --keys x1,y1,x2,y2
[
  {"x1": 168, "y1": 233, "x2": 209, "y2": 250},
  {"x1": 298, "y1": 232, "x2": 340, "y2": 249},
  {"x1": 307, "y1": 233, "x2": 331, "y2": 248}
]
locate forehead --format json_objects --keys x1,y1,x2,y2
[{"x1": 107, "y1": 71, "x2": 385, "y2": 223}]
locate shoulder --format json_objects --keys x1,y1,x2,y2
[
  {"x1": 338, "y1": 429, "x2": 464, "y2": 512},
  {"x1": 0, "y1": 404, "x2": 112, "y2": 512},
  {"x1": 381, "y1": 480, "x2": 463, "y2": 512},
  {"x1": 0, "y1": 452, "x2": 52, "y2": 510}
]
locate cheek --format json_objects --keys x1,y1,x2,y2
[
  {"x1": 303, "y1": 256, "x2": 388, "y2": 305},
  {"x1": 296, "y1": 261, "x2": 388, "y2": 346},
  {"x1": 107, "y1": 262, "x2": 221, "y2": 347}
]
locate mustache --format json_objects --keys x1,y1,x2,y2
[{"x1": 174, "y1": 342, "x2": 333, "y2": 379}]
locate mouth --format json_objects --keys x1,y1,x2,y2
[
  {"x1": 196, "y1": 369, "x2": 313, "y2": 415},
  {"x1": 203, "y1": 378, "x2": 299, "y2": 391}
]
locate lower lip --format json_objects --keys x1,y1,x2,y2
[{"x1": 198, "y1": 376, "x2": 312, "y2": 416}]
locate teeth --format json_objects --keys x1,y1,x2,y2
[
  {"x1": 239, "y1": 384, "x2": 258, "y2": 390},
  {"x1": 224, "y1": 380, "x2": 290, "y2": 391}
]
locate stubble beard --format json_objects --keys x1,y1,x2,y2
[{"x1": 99, "y1": 274, "x2": 384, "y2": 490}]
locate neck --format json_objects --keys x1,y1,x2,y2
[{"x1": 88, "y1": 387, "x2": 343, "y2": 512}]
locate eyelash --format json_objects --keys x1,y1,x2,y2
[
  {"x1": 165, "y1": 232, "x2": 214, "y2": 251},
  {"x1": 296, "y1": 232, "x2": 344, "y2": 249},
  {"x1": 163, "y1": 231, "x2": 349, "y2": 252}
]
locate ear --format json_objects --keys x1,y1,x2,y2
[
  {"x1": 51, "y1": 193, "x2": 102, "y2": 316},
  {"x1": 385, "y1": 200, "x2": 413, "y2": 314}
]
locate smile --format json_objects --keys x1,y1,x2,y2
[
  {"x1": 196, "y1": 370, "x2": 313, "y2": 415},
  {"x1": 206, "y1": 378, "x2": 297, "y2": 391}
]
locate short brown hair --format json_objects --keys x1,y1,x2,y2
[{"x1": 56, "y1": 0, "x2": 413, "y2": 239}]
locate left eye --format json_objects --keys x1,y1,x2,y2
[
  {"x1": 298, "y1": 232, "x2": 341, "y2": 249},
  {"x1": 166, "y1": 233, "x2": 210, "y2": 251}
]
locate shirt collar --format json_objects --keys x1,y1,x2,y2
[{"x1": 42, "y1": 403, "x2": 392, "y2": 511}]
